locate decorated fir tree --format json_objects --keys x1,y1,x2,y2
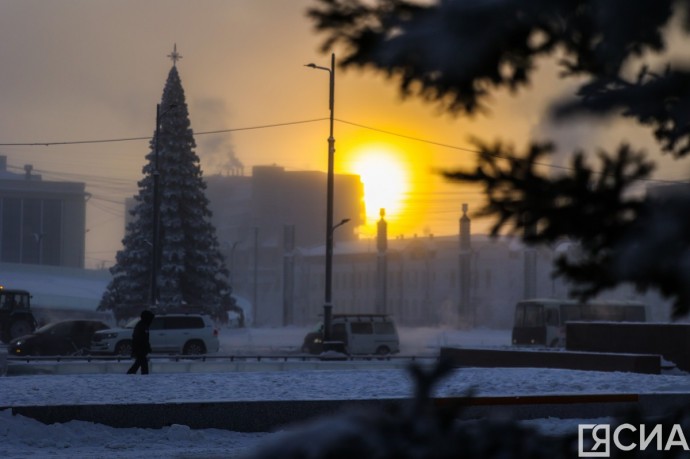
[{"x1": 100, "y1": 51, "x2": 232, "y2": 321}]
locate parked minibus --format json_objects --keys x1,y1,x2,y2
[{"x1": 511, "y1": 298, "x2": 647, "y2": 347}]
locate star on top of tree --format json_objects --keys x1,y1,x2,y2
[{"x1": 167, "y1": 44, "x2": 182, "y2": 66}]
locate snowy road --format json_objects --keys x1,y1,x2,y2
[
  {"x1": 3, "y1": 326, "x2": 690, "y2": 407},
  {"x1": 2, "y1": 365, "x2": 689, "y2": 459},
  {"x1": 2, "y1": 327, "x2": 690, "y2": 458},
  {"x1": 3, "y1": 366, "x2": 690, "y2": 407}
]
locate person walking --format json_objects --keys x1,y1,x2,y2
[{"x1": 127, "y1": 310, "x2": 155, "y2": 375}]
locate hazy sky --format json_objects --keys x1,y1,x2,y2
[{"x1": 1, "y1": 0, "x2": 687, "y2": 268}]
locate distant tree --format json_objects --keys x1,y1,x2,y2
[
  {"x1": 99, "y1": 65, "x2": 233, "y2": 321},
  {"x1": 309, "y1": 0, "x2": 690, "y2": 317}
]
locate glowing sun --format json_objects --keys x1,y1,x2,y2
[{"x1": 350, "y1": 147, "x2": 409, "y2": 222}]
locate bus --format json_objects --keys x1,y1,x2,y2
[{"x1": 511, "y1": 298, "x2": 647, "y2": 347}]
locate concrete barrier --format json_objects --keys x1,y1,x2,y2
[
  {"x1": 567, "y1": 322, "x2": 690, "y2": 372},
  {"x1": 439, "y1": 347, "x2": 661, "y2": 374}
]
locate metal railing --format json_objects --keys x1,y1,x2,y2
[{"x1": 6, "y1": 353, "x2": 438, "y2": 364}]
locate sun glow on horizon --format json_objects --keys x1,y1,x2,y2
[{"x1": 348, "y1": 145, "x2": 410, "y2": 226}]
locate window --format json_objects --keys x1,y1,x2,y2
[
  {"x1": 42, "y1": 199, "x2": 62, "y2": 265},
  {"x1": 373, "y1": 322, "x2": 395, "y2": 335},
  {"x1": 165, "y1": 316, "x2": 204, "y2": 329},
  {"x1": 515, "y1": 303, "x2": 544, "y2": 326},
  {"x1": 22, "y1": 199, "x2": 41, "y2": 264},
  {"x1": 1, "y1": 198, "x2": 21, "y2": 263},
  {"x1": 48, "y1": 322, "x2": 74, "y2": 336},
  {"x1": 0, "y1": 295, "x2": 13, "y2": 310},
  {"x1": 332, "y1": 323, "x2": 347, "y2": 342},
  {"x1": 545, "y1": 308, "x2": 559, "y2": 326},
  {"x1": 15, "y1": 294, "x2": 28, "y2": 309},
  {"x1": 72, "y1": 322, "x2": 89, "y2": 335},
  {"x1": 350, "y1": 322, "x2": 373, "y2": 335}
]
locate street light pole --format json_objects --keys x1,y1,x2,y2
[
  {"x1": 306, "y1": 53, "x2": 336, "y2": 343},
  {"x1": 150, "y1": 103, "x2": 176, "y2": 308},
  {"x1": 150, "y1": 104, "x2": 162, "y2": 308}
]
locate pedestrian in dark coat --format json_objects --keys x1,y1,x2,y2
[{"x1": 126, "y1": 310, "x2": 155, "y2": 375}]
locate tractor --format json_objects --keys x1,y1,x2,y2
[{"x1": 0, "y1": 288, "x2": 37, "y2": 343}]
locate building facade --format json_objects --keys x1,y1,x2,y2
[
  {"x1": 225, "y1": 211, "x2": 672, "y2": 329},
  {"x1": 200, "y1": 165, "x2": 364, "y2": 248},
  {"x1": 287, "y1": 233, "x2": 559, "y2": 328},
  {"x1": 0, "y1": 157, "x2": 87, "y2": 268}
]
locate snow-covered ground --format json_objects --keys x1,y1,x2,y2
[{"x1": 0, "y1": 326, "x2": 687, "y2": 458}]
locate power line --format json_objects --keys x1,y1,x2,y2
[
  {"x1": 336, "y1": 119, "x2": 686, "y2": 185},
  {"x1": 336, "y1": 119, "x2": 481, "y2": 154},
  {"x1": 0, "y1": 116, "x2": 686, "y2": 184},
  {"x1": 195, "y1": 118, "x2": 328, "y2": 135},
  {"x1": 0, "y1": 118, "x2": 329, "y2": 147}
]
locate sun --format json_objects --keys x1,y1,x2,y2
[{"x1": 349, "y1": 146, "x2": 409, "y2": 223}]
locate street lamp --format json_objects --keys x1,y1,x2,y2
[
  {"x1": 332, "y1": 218, "x2": 350, "y2": 233},
  {"x1": 305, "y1": 53, "x2": 337, "y2": 344},
  {"x1": 150, "y1": 103, "x2": 177, "y2": 308}
]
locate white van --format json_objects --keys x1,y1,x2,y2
[{"x1": 301, "y1": 314, "x2": 400, "y2": 355}]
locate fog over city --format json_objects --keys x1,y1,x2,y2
[
  {"x1": 4, "y1": 1, "x2": 690, "y2": 457},
  {"x1": 0, "y1": 1, "x2": 686, "y2": 271}
]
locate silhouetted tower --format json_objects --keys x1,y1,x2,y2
[
  {"x1": 282, "y1": 224, "x2": 295, "y2": 326},
  {"x1": 375, "y1": 208, "x2": 388, "y2": 314},
  {"x1": 458, "y1": 204, "x2": 472, "y2": 323}
]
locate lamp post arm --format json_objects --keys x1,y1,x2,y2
[{"x1": 330, "y1": 218, "x2": 351, "y2": 234}]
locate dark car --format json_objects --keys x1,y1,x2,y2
[{"x1": 9, "y1": 319, "x2": 110, "y2": 356}]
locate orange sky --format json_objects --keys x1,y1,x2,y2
[{"x1": 0, "y1": 0, "x2": 687, "y2": 268}]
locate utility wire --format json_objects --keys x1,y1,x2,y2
[
  {"x1": 336, "y1": 119, "x2": 686, "y2": 184},
  {"x1": 0, "y1": 116, "x2": 687, "y2": 184},
  {"x1": 335, "y1": 119, "x2": 480, "y2": 154},
  {"x1": 0, "y1": 118, "x2": 329, "y2": 147},
  {"x1": 194, "y1": 118, "x2": 328, "y2": 135}
]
